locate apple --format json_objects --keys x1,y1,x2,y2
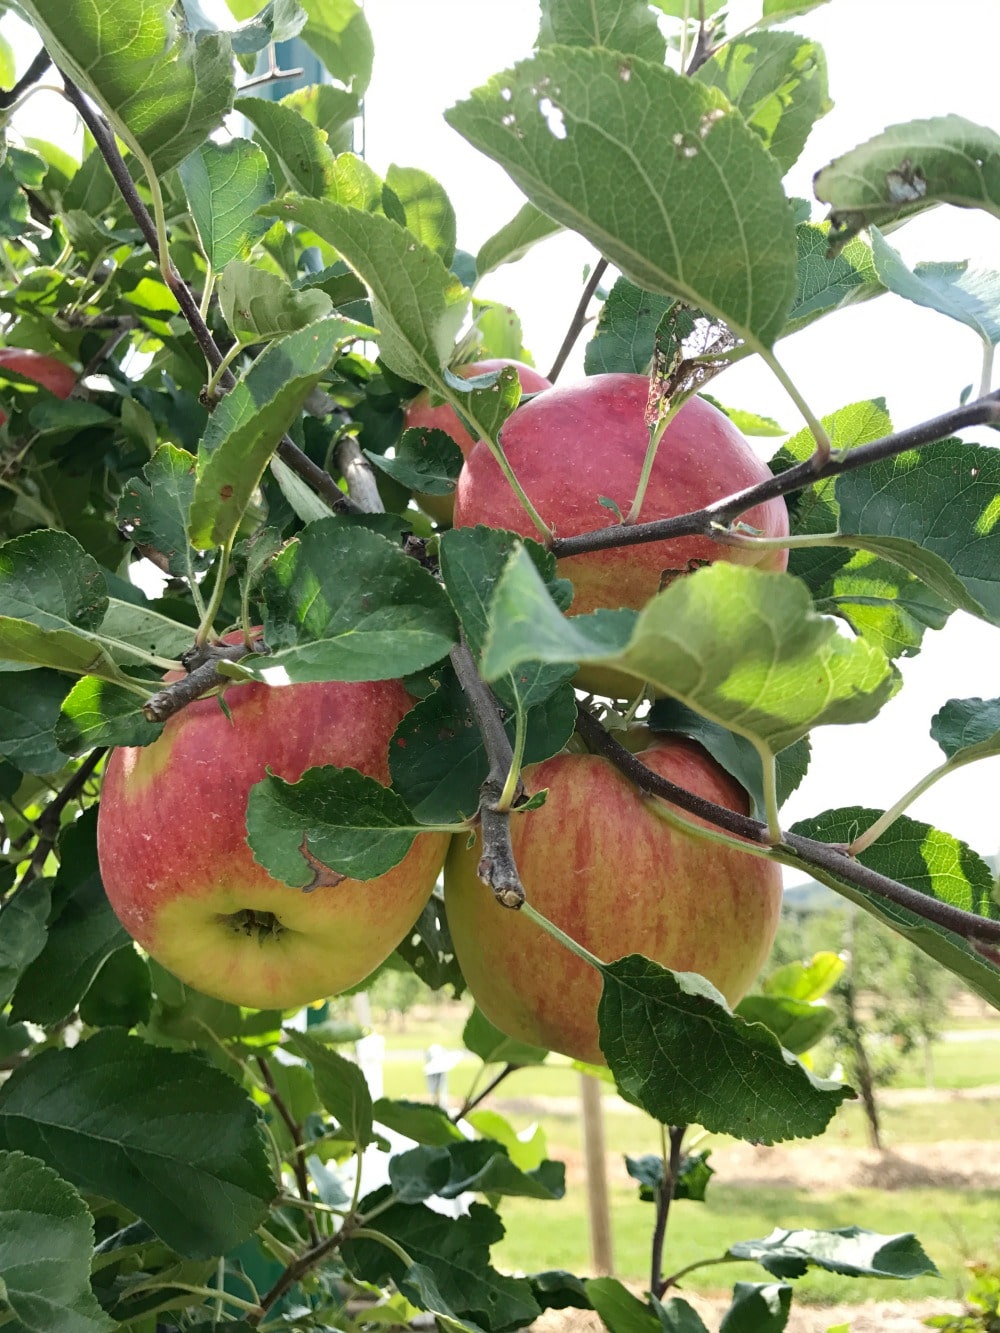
[
  {"x1": 453, "y1": 373, "x2": 789, "y2": 693},
  {"x1": 444, "y1": 735, "x2": 782, "y2": 1065},
  {"x1": 97, "y1": 668, "x2": 451, "y2": 1010},
  {"x1": 403, "y1": 358, "x2": 552, "y2": 523},
  {"x1": 0, "y1": 348, "x2": 76, "y2": 424}
]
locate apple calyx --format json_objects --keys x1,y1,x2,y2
[{"x1": 220, "y1": 908, "x2": 286, "y2": 943}]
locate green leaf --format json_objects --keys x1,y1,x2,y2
[
  {"x1": 814, "y1": 115, "x2": 1000, "y2": 249},
  {"x1": 585, "y1": 276, "x2": 674, "y2": 375},
  {"x1": 372, "y1": 1098, "x2": 465, "y2": 1146},
  {"x1": 285, "y1": 1030, "x2": 374, "y2": 1148},
  {"x1": 298, "y1": 0, "x2": 373, "y2": 94},
  {"x1": 734, "y1": 994, "x2": 836, "y2": 1055},
  {"x1": 762, "y1": 952, "x2": 845, "y2": 1001},
  {"x1": 0, "y1": 885, "x2": 51, "y2": 1010},
  {"x1": 0, "y1": 668, "x2": 70, "y2": 773},
  {"x1": 0, "y1": 530, "x2": 107, "y2": 635},
  {"x1": 230, "y1": 0, "x2": 307, "y2": 53},
  {"x1": 719, "y1": 1282, "x2": 791, "y2": 1333},
  {"x1": 268, "y1": 196, "x2": 470, "y2": 384},
  {"x1": 189, "y1": 317, "x2": 357, "y2": 549},
  {"x1": 77, "y1": 946, "x2": 153, "y2": 1029},
  {"x1": 385, "y1": 164, "x2": 457, "y2": 265},
  {"x1": 871, "y1": 227, "x2": 1000, "y2": 344},
  {"x1": 596, "y1": 955, "x2": 851, "y2": 1142},
  {"x1": 388, "y1": 1140, "x2": 565, "y2": 1203},
  {"x1": 56, "y1": 676, "x2": 162, "y2": 756},
  {"x1": 237, "y1": 518, "x2": 456, "y2": 682},
  {"x1": 537, "y1": 0, "x2": 667, "y2": 63},
  {"x1": 18, "y1": 0, "x2": 233, "y2": 175},
  {"x1": 178, "y1": 138, "x2": 274, "y2": 269},
  {"x1": 931, "y1": 696, "x2": 1000, "y2": 763},
  {"x1": 10, "y1": 811, "x2": 128, "y2": 1027},
  {"x1": 475, "y1": 202, "x2": 562, "y2": 278},
  {"x1": 585, "y1": 1278, "x2": 691, "y2": 1333},
  {"x1": 789, "y1": 808, "x2": 1000, "y2": 1008},
  {"x1": 247, "y1": 764, "x2": 427, "y2": 886},
  {"x1": 367, "y1": 426, "x2": 464, "y2": 495},
  {"x1": 484, "y1": 552, "x2": 897, "y2": 755},
  {"x1": 626, "y1": 1150, "x2": 714, "y2": 1203},
  {"x1": 235, "y1": 94, "x2": 336, "y2": 196},
  {"x1": 727, "y1": 1226, "x2": 937, "y2": 1279},
  {"x1": 696, "y1": 32, "x2": 830, "y2": 175},
  {"x1": 463, "y1": 1007, "x2": 549, "y2": 1067},
  {"x1": 782, "y1": 223, "x2": 883, "y2": 338},
  {"x1": 117, "y1": 444, "x2": 205, "y2": 585},
  {"x1": 466, "y1": 1110, "x2": 550, "y2": 1174},
  {"x1": 444, "y1": 362, "x2": 524, "y2": 449},
  {"x1": 0, "y1": 1150, "x2": 114, "y2": 1333},
  {"x1": 447, "y1": 48, "x2": 796, "y2": 350},
  {"x1": 820, "y1": 551, "x2": 952, "y2": 661},
  {"x1": 0, "y1": 1030, "x2": 275, "y2": 1259},
  {"x1": 391, "y1": 894, "x2": 466, "y2": 995},
  {"x1": 217, "y1": 259, "x2": 348, "y2": 347},
  {"x1": 342, "y1": 1194, "x2": 539, "y2": 1331},
  {"x1": 282, "y1": 82, "x2": 358, "y2": 155},
  {"x1": 834, "y1": 437, "x2": 1000, "y2": 625},
  {"x1": 761, "y1": 0, "x2": 831, "y2": 18},
  {"x1": 98, "y1": 598, "x2": 197, "y2": 666}
]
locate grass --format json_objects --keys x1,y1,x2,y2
[{"x1": 495, "y1": 1183, "x2": 1000, "y2": 1306}]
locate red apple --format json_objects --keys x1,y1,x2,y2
[
  {"x1": 404, "y1": 358, "x2": 552, "y2": 523},
  {"x1": 444, "y1": 735, "x2": 782, "y2": 1065},
  {"x1": 97, "y1": 669, "x2": 450, "y2": 1010},
  {"x1": 453, "y1": 373, "x2": 789, "y2": 693},
  {"x1": 0, "y1": 347, "x2": 76, "y2": 424}
]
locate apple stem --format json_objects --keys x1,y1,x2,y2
[
  {"x1": 519, "y1": 901, "x2": 606, "y2": 973},
  {"x1": 625, "y1": 400, "x2": 682, "y2": 526},
  {"x1": 482, "y1": 437, "x2": 553, "y2": 542},
  {"x1": 762, "y1": 350, "x2": 832, "y2": 461},
  {"x1": 496, "y1": 708, "x2": 527, "y2": 813},
  {"x1": 195, "y1": 532, "x2": 237, "y2": 648}
]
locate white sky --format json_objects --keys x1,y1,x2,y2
[{"x1": 6, "y1": 1, "x2": 1000, "y2": 869}]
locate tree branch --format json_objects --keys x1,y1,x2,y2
[
  {"x1": 58, "y1": 74, "x2": 355, "y2": 518},
  {"x1": 574, "y1": 703, "x2": 1000, "y2": 949},
  {"x1": 11, "y1": 748, "x2": 106, "y2": 893},
  {"x1": 0, "y1": 48, "x2": 52, "y2": 110},
  {"x1": 651, "y1": 1125, "x2": 686, "y2": 1299},
  {"x1": 546, "y1": 258, "x2": 607, "y2": 383},
  {"x1": 551, "y1": 389, "x2": 1000, "y2": 559},
  {"x1": 142, "y1": 640, "x2": 266, "y2": 724}
]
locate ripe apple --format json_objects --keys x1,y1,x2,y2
[
  {"x1": 453, "y1": 373, "x2": 789, "y2": 693},
  {"x1": 444, "y1": 735, "x2": 782, "y2": 1065},
  {"x1": 403, "y1": 358, "x2": 552, "y2": 523},
  {"x1": 97, "y1": 669, "x2": 451, "y2": 1010},
  {"x1": 0, "y1": 348, "x2": 76, "y2": 424}
]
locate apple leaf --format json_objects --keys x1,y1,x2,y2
[
  {"x1": 56, "y1": 676, "x2": 162, "y2": 755},
  {"x1": 727, "y1": 1226, "x2": 936, "y2": 1279},
  {"x1": 0, "y1": 668, "x2": 71, "y2": 773},
  {"x1": 761, "y1": 0, "x2": 831, "y2": 19},
  {"x1": 789, "y1": 808, "x2": 1000, "y2": 1009},
  {"x1": 463, "y1": 1006, "x2": 549, "y2": 1068},
  {"x1": 584, "y1": 276, "x2": 674, "y2": 376},
  {"x1": 247, "y1": 765, "x2": 429, "y2": 885},
  {"x1": 0, "y1": 530, "x2": 107, "y2": 635},
  {"x1": 188, "y1": 318, "x2": 361, "y2": 550},
  {"x1": 447, "y1": 48, "x2": 797, "y2": 351},
  {"x1": 0, "y1": 887, "x2": 50, "y2": 1010},
  {"x1": 366, "y1": 426, "x2": 464, "y2": 495},
  {"x1": 234, "y1": 518, "x2": 456, "y2": 682},
  {"x1": 178, "y1": 138, "x2": 275, "y2": 270},
  {"x1": 475, "y1": 202, "x2": 562, "y2": 278},
  {"x1": 537, "y1": 0, "x2": 667, "y2": 63},
  {"x1": 0, "y1": 1151, "x2": 114, "y2": 1333},
  {"x1": 734, "y1": 994, "x2": 836, "y2": 1056},
  {"x1": 833, "y1": 437, "x2": 1000, "y2": 625},
  {"x1": 117, "y1": 444, "x2": 207, "y2": 586},
  {"x1": 389, "y1": 1141, "x2": 564, "y2": 1204},
  {"x1": 931, "y1": 696, "x2": 1000, "y2": 763},
  {"x1": 0, "y1": 617, "x2": 137, "y2": 684},
  {"x1": 266, "y1": 196, "x2": 469, "y2": 385},
  {"x1": 77, "y1": 946, "x2": 152, "y2": 1030},
  {"x1": 781, "y1": 223, "x2": 883, "y2": 338},
  {"x1": 818, "y1": 552, "x2": 952, "y2": 661},
  {"x1": 217, "y1": 260, "x2": 343, "y2": 347},
  {"x1": 17, "y1": 0, "x2": 233, "y2": 175},
  {"x1": 297, "y1": 0, "x2": 373, "y2": 95},
  {"x1": 762, "y1": 952, "x2": 845, "y2": 1002},
  {"x1": 235, "y1": 94, "x2": 337, "y2": 197},
  {"x1": 284, "y1": 1031, "x2": 374, "y2": 1148},
  {"x1": 342, "y1": 1193, "x2": 540, "y2": 1331},
  {"x1": 870, "y1": 227, "x2": 1000, "y2": 345},
  {"x1": 392, "y1": 895, "x2": 466, "y2": 996},
  {"x1": 385, "y1": 164, "x2": 457, "y2": 266},
  {"x1": 586, "y1": 1277, "x2": 708, "y2": 1333},
  {"x1": 444, "y1": 363, "x2": 524, "y2": 446},
  {"x1": 0, "y1": 1030, "x2": 275, "y2": 1259},
  {"x1": 696, "y1": 32, "x2": 831, "y2": 175},
  {"x1": 484, "y1": 551, "x2": 897, "y2": 754},
  {"x1": 814, "y1": 115, "x2": 1000, "y2": 249},
  {"x1": 10, "y1": 812, "x2": 129, "y2": 1027},
  {"x1": 626, "y1": 1149, "x2": 714, "y2": 1203},
  {"x1": 719, "y1": 1283, "x2": 791, "y2": 1333},
  {"x1": 373, "y1": 1098, "x2": 466, "y2": 1146}
]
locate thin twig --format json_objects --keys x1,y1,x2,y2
[
  {"x1": 11, "y1": 748, "x2": 106, "y2": 894},
  {"x1": 251, "y1": 1234, "x2": 340, "y2": 1324},
  {"x1": 574, "y1": 703, "x2": 1000, "y2": 948},
  {"x1": 449, "y1": 640, "x2": 525, "y2": 908},
  {"x1": 142, "y1": 640, "x2": 265, "y2": 724},
  {"x1": 453, "y1": 1062, "x2": 520, "y2": 1121},
  {"x1": 651, "y1": 1125, "x2": 686, "y2": 1298},
  {"x1": 0, "y1": 48, "x2": 52, "y2": 110},
  {"x1": 58, "y1": 74, "x2": 355, "y2": 518},
  {"x1": 546, "y1": 258, "x2": 607, "y2": 383},
  {"x1": 256, "y1": 1056, "x2": 320, "y2": 1245},
  {"x1": 551, "y1": 389, "x2": 1000, "y2": 560},
  {"x1": 684, "y1": 1, "x2": 715, "y2": 76}
]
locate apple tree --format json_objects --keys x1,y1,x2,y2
[{"x1": 0, "y1": 0, "x2": 996, "y2": 1328}]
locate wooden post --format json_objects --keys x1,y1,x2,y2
[{"x1": 579, "y1": 1071, "x2": 614, "y2": 1275}]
